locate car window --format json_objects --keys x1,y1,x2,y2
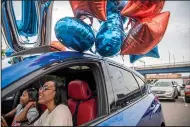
[
  {"x1": 186, "y1": 80, "x2": 190, "y2": 85},
  {"x1": 108, "y1": 64, "x2": 142, "y2": 108},
  {"x1": 155, "y1": 82, "x2": 173, "y2": 87},
  {"x1": 133, "y1": 74, "x2": 147, "y2": 95}
]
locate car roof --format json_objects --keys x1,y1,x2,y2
[
  {"x1": 2, "y1": 51, "x2": 100, "y2": 89},
  {"x1": 2, "y1": 51, "x2": 144, "y2": 89}
]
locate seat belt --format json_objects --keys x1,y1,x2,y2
[{"x1": 73, "y1": 101, "x2": 81, "y2": 126}]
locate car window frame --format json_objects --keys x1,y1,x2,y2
[
  {"x1": 132, "y1": 73, "x2": 149, "y2": 96},
  {"x1": 105, "y1": 62, "x2": 144, "y2": 110},
  {"x1": 81, "y1": 60, "x2": 149, "y2": 126},
  {"x1": 2, "y1": 58, "x2": 109, "y2": 126}
]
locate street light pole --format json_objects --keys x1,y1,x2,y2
[
  {"x1": 168, "y1": 51, "x2": 171, "y2": 64},
  {"x1": 173, "y1": 54, "x2": 175, "y2": 65},
  {"x1": 139, "y1": 60, "x2": 145, "y2": 68}
]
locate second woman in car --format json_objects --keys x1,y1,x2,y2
[{"x1": 34, "y1": 80, "x2": 73, "y2": 126}]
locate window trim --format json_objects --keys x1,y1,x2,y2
[
  {"x1": 89, "y1": 94, "x2": 148, "y2": 125},
  {"x1": 133, "y1": 73, "x2": 149, "y2": 96},
  {"x1": 106, "y1": 63, "x2": 144, "y2": 109},
  {"x1": 2, "y1": 58, "x2": 109, "y2": 126}
]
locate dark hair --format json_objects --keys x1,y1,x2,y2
[
  {"x1": 25, "y1": 88, "x2": 38, "y2": 102},
  {"x1": 51, "y1": 80, "x2": 67, "y2": 106}
]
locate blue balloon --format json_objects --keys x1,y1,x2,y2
[
  {"x1": 129, "y1": 46, "x2": 160, "y2": 63},
  {"x1": 5, "y1": 48, "x2": 14, "y2": 57},
  {"x1": 11, "y1": 1, "x2": 38, "y2": 37},
  {"x1": 55, "y1": 17, "x2": 95, "y2": 52},
  {"x1": 95, "y1": 0, "x2": 125, "y2": 57},
  {"x1": 117, "y1": 1, "x2": 128, "y2": 23}
]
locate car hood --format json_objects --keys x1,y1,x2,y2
[{"x1": 151, "y1": 87, "x2": 173, "y2": 91}]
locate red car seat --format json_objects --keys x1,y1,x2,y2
[{"x1": 68, "y1": 80, "x2": 97, "y2": 125}]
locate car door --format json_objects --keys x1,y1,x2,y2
[
  {"x1": 133, "y1": 74, "x2": 163, "y2": 126},
  {"x1": 96, "y1": 62, "x2": 163, "y2": 126},
  {"x1": 2, "y1": 58, "x2": 110, "y2": 126}
]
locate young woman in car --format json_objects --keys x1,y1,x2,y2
[
  {"x1": 1, "y1": 88, "x2": 39, "y2": 126},
  {"x1": 34, "y1": 80, "x2": 73, "y2": 126}
]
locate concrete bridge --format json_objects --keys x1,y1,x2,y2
[{"x1": 132, "y1": 62, "x2": 190, "y2": 75}]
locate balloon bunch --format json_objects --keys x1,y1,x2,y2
[{"x1": 54, "y1": 0, "x2": 170, "y2": 63}]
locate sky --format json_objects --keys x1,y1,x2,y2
[{"x1": 2, "y1": 1, "x2": 190, "y2": 68}]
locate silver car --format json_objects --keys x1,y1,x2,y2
[{"x1": 151, "y1": 81, "x2": 178, "y2": 102}]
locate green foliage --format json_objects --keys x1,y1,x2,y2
[{"x1": 1, "y1": 49, "x2": 5, "y2": 56}]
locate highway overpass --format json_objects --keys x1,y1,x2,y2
[{"x1": 132, "y1": 62, "x2": 190, "y2": 75}]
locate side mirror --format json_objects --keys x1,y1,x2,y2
[{"x1": 182, "y1": 84, "x2": 186, "y2": 87}]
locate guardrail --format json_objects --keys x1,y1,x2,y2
[{"x1": 130, "y1": 61, "x2": 190, "y2": 70}]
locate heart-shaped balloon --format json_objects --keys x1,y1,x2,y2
[
  {"x1": 121, "y1": 11, "x2": 170, "y2": 55},
  {"x1": 55, "y1": 17, "x2": 95, "y2": 52}
]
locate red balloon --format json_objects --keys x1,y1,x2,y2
[
  {"x1": 121, "y1": 0, "x2": 165, "y2": 20},
  {"x1": 69, "y1": 1, "x2": 107, "y2": 21},
  {"x1": 50, "y1": 41, "x2": 66, "y2": 52},
  {"x1": 121, "y1": 11, "x2": 170, "y2": 55}
]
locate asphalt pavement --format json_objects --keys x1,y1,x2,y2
[{"x1": 160, "y1": 90, "x2": 190, "y2": 126}]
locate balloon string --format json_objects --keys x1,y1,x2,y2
[
  {"x1": 121, "y1": 55, "x2": 125, "y2": 65},
  {"x1": 125, "y1": 18, "x2": 132, "y2": 30}
]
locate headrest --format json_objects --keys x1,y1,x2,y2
[{"x1": 68, "y1": 80, "x2": 92, "y2": 100}]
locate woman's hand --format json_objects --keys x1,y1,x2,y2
[{"x1": 26, "y1": 101, "x2": 36, "y2": 108}]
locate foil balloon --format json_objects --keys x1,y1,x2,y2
[
  {"x1": 129, "y1": 46, "x2": 160, "y2": 63},
  {"x1": 5, "y1": 48, "x2": 14, "y2": 57},
  {"x1": 1, "y1": 0, "x2": 54, "y2": 52},
  {"x1": 54, "y1": 17, "x2": 95, "y2": 52},
  {"x1": 16, "y1": 1, "x2": 38, "y2": 37},
  {"x1": 69, "y1": 1, "x2": 107, "y2": 21},
  {"x1": 121, "y1": 11, "x2": 170, "y2": 55},
  {"x1": 50, "y1": 41, "x2": 66, "y2": 52},
  {"x1": 5, "y1": 48, "x2": 22, "y2": 64},
  {"x1": 95, "y1": 0, "x2": 125, "y2": 57},
  {"x1": 121, "y1": 0, "x2": 165, "y2": 20},
  {"x1": 117, "y1": 1, "x2": 128, "y2": 23}
]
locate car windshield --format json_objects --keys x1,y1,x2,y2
[
  {"x1": 186, "y1": 80, "x2": 190, "y2": 85},
  {"x1": 155, "y1": 82, "x2": 173, "y2": 87}
]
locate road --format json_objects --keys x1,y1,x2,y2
[{"x1": 160, "y1": 91, "x2": 190, "y2": 126}]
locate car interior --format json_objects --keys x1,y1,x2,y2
[{"x1": 2, "y1": 65, "x2": 98, "y2": 126}]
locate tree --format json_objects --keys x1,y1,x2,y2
[{"x1": 1, "y1": 49, "x2": 5, "y2": 56}]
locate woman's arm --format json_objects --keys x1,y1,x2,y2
[
  {"x1": 14, "y1": 102, "x2": 36, "y2": 122},
  {"x1": 3, "y1": 104, "x2": 22, "y2": 118},
  {"x1": 3, "y1": 108, "x2": 17, "y2": 118}
]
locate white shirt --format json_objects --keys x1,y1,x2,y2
[{"x1": 34, "y1": 104, "x2": 73, "y2": 126}]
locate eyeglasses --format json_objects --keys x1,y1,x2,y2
[{"x1": 39, "y1": 86, "x2": 56, "y2": 91}]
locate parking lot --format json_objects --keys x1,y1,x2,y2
[{"x1": 160, "y1": 90, "x2": 190, "y2": 126}]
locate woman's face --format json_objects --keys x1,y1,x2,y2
[
  {"x1": 20, "y1": 91, "x2": 30, "y2": 105},
  {"x1": 38, "y1": 81, "x2": 56, "y2": 105}
]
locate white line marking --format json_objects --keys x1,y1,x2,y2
[{"x1": 182, "y1": 97, "x2": 188, "y2": 107}]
